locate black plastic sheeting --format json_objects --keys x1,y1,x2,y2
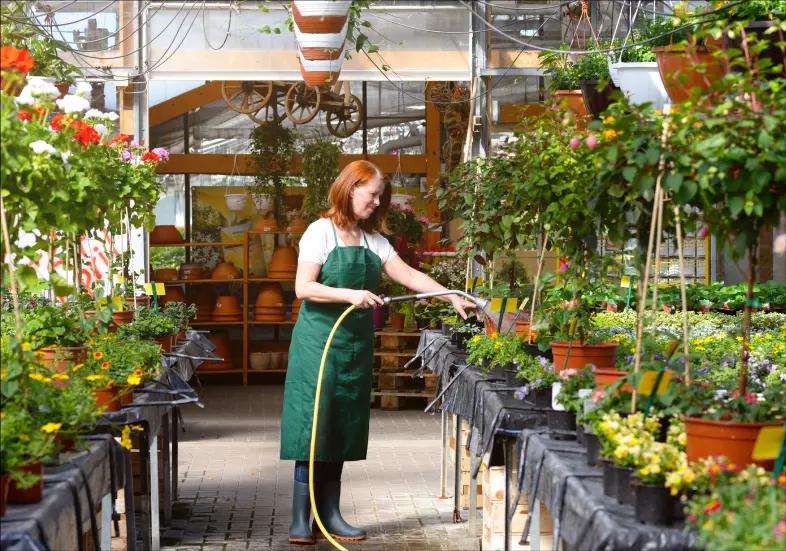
[
  {"x1": 417, "y1": 331, "x2": 547, "y2": 473},
  {"x1": 1, "y1": 435, "x2": 123, "y2": 551},
  {"x1": 516, "y1": 429, "x2": 699, "y2": 551}
]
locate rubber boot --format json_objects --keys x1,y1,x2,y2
[
  {"x1": 312, "y1": 480, "x2": 367, "y2": 542},
  {"x1": 288, "y1": 481, "x2": 315, "y2": 544}
]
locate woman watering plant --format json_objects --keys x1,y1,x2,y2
[{"x1": 280, "y1": 160, "x2": 474, "y2": 544}]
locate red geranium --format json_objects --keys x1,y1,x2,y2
[
  {"x1": 17, "y1": 109, "x2": 32, "y2": 122},
  {"x1": 74, "y1": 124, "x2": 101, "y2": 146},
  {"x1": 142, "y1": 150, "x2": 160, "y2": 163},
  {"x1": 111, "y1": 133, "x2": 130, "y2": 144},
  {"x1": 51, "y1": 114, "x2": 68, "y2": 132},
  {"x1": 0, "y1": 45, "x2": 35, "y2": 73}
]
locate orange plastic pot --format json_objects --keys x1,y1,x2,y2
[
  {"x1": 111, "y1": 309, "x2": 135, "y2": 327},
  {"x1": 37, "y1": 345, "x2": 87, "y2": 374},
  {"x1": 211, "y1": 262, "x2": 241, "y2": 280},
  {"x1": 8, "y1": 463, "x2": 43, "y2": 505},
  {"x1": 554, "y1": 90, "x2": 588, "y2": 118},
  {"x1": 683, "y1": 416, "x2": 782, "y2": 468},
  {"x1": 390, "y1": 313, "x2": 405, "y2": 331},
  {"x1": 94, "y1": 385, "x2": 121, "y2": 412},
  {"x1": 550, "y1": 341, "x2": 618, "y2": 372},
  {"x1": 149, "y1": 225, "x2": 184, "y2": 245},
  {"x1": 120, "y1": 385, "x2": 137, "y2": 406},
  {"x1": 594, "y1": 367, "x2": 632, "y2": 392},
  {"x1": 653, "y1": 45, "x2": 726, "y2": 104}
]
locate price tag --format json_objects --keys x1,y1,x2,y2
[
  {"x1": 637, "y1": 370, "x2": 673, "y2": 396},
  {"x1": 467, "y1": 276, "x2": 483, "y2": 290},
  {"x1": 490, "y1": 297, "x2": 519, "y2": 313},
  {"x1": 620, "y1": 275, "x2": 633, "y2": 288},
  {"x1": 143, "y1": 282, "x2": 166, "y2": 297},
  {"x1": 752, "y1": 425, "x2": 785, "y2": 461}
]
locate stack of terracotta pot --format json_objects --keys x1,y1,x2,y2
[
  {"x1": 149, "y1": 225, "x2": 184, "y2": 245},
  {"x1": 200, "y1": 332, "x2": 233, "y2": 371},
  {"x1": 291, "y1": 297, "x2": 302, "y2": 322},
  {"x1": 211, "y1": 261, "x2": 241, "y2": 280},
  {"x1": 267, "y1": 246, "x2": 298, "y2": 279},
  {"x1": 179, "y1": 263, "x2": 204, "y2": 280},
  {"x1": 213, "y1": 295, "x2": 242, "y2": 322},
  {"x1": 254, "y1": 283, "x2": 285, "y2": 321},
  {"x1": 155, "y1": 268, "x2": 178, "y2": 282}
]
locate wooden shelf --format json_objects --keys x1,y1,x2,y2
[
  {"x1": 247, "y1": 277, "x2": 296, "y2": 282},
  {"x1": 374, "y1": 350, "x2": 417, "y2": 357},
  {"x1": 375, "y1": 331, "x2": 420, "y2": 337},
  {"x1": 247, "y1": 230, "x2": 303, "y2": 236},
  {"x1": 247, "y1": 369, "x2": 288, "y2": 374},
  {"x1": 249, "y1": 320, "x2": 296, "y2": 325},
  {"x1": 191, "y1": 321, "x2": 243, "y2": 326},
  {"x1": 150, "y1": 242, "x2": 242, "y2": 248},
  {"x1": 198, "y1": 369, "x2": 243, "y2": 374},
  {"x1": 164, "y1": 279, "x2": 242, "y2": 284}
]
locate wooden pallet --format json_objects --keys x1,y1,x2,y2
[{"x1": 376, "y1": 392, "x2": 430, "y2": 411}]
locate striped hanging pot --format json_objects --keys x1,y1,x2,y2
[{"x1": 292, "y1": 0, "x2": 351, "y2": 85}]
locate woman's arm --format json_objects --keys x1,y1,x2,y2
[
  {"x1": 382, "y1": 255, "x2": 475, "y2": 318},
  {"x1": 295, "y1": 261, "x2": 383, "y2": 309}
]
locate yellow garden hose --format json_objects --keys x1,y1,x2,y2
[{"x1": 309, "y1": 304, "x2": 356, "y2": 551}]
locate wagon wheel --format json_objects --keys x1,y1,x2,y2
[
  {"x1": 326, "y1": 94, "x2": 362, "y2": 138},
  {"x1": 284, "y1": 82, "x2": 321, "y2": 125},
  {"x1": 221, "y1": 81, "x2": 273, "y2": 114},
  {"x1": 248, "y1": 88, "x2": 287, "y2": 124}
]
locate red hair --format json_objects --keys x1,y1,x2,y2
[{"x1": 325, "y1": 160, "x2": 390, "y2": 233}]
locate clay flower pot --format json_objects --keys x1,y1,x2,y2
[
  {"x1": 554, "y1": 89, "x2": 588, "y2": 117},
  {"x1": 594, "y1": 367, "x2": 631, "y2": 392},
  {"x1": 211, "y1": 262, "x2": 241, "y2": 280},
  {"x1": 292, "y1": 1, "x2": 351, "y2": 34},
  {"x1": 267, "y1": 247, "x2": 298, "y2": 278},
  {"x1": 580, "y1": 80, "x2": 618, "y2": 119},
  {"x1": 253, "y1": 216, "x2": 279, "y2": 233},
  {"x1": 249, "y1": 351, "x2": 272, "y2": 371},
  {"x1": 287, "y1": 217, "x2": 307, "y2": 234},
  {"x1": 179, "y1": 263, "x2": 204, "y2": 280},
  {"x1": 683, "y1": 416, "x2": 783, "y2": 468},
  {"x1": 255, "y1": 283, "x2": 285, "y2": 307},
  {"x1": 8, "y1": 463, "x2": 43, "y2": 505},
  {"x1": 154, "y1": 335, "x2": 173, "y2": 353},
  {"x1": 154, "y1": 268, "x2": 178, "y2": 282},
  {"x1": 550, "y1": 341, "x2": 618, "y2": 372},
  {"x1": 192, "y1": 286, "x2": 214, "y2": 321},
  {"x1": 201, "y1": 333, "x2": 233, "y2": 371},
  {"x1": 94, "y1": 384, "x2": 121, "y2": 413},
  {"x1": 160, "y1": 286, "x2": 185, "y2": 305},
  {"x1": 653, "y1": 44, "x2": 726, "y2": 104},
  {"x1": 149, "y1": 225, "x2": 184, "y2": 245},
  {"x1": 37, "y1": 345, "x2": 88, "y2": 373},
  {"x1": 213, "y1": 295, "x2": 242, "y2": 319},
  {"x1": 389, "y1": 312, "x2": 405, "y2": 331}
]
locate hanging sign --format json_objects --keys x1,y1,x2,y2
[
  {"x1": 637, "y1": 370, "x2": 673, "y2": 396},
  {"x1": 144, "y1": 283, "x2": 166, "y2": 297},
  {"x1": 752, "y1": 425, "x2": 785, "y2": 461}
]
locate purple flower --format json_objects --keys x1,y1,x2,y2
[
  {"x1": 120, "y1": 149, "x2": 132, "y2": 161},
  {"x1": 514, "y1": 386, "x2": 529, "y2": 400},
  {"x1": 151, "y1": 147, "x2": 169, "y2": 160}
]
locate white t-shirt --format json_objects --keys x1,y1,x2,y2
[{"x1": 298, "y1": 218, "x2": 397, "y2": 266}]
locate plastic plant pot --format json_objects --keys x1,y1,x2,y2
[
  {"x1": 530, "y1": 386, "x2": 553, "y2": 409},
  {"x1": 613, "y1": 464, "x2": 635, "y2": 505},
  {"x1": 633, "y1": 482, "x2": 675, "y2": 525},
  {"x1": 602, "y1": 460, "x2": 617, "y2": 498},
  {"x1": 547, "y1": 410, "x2": 577, "y2": 439},
  {"x1": 585, "y1": 430, "x2": 600, "y2": 466}
]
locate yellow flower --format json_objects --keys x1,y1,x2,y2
[
  {"x1": 87, "y1": 374, "x2": 107, "y2": 382},
  {"x1": 52, "y1": 373, "x2": 70, "y2": 380},
  {"x1": 126, "y1": 374, "x2": 141, "y2": 386},
  {"x1": 19, "y1": 433, "x2": 30, "y2": 442},
  {"x1": 120, "y1": 425, "x2": 133, "y2": 450},
  {"x1": 41, "y1": 422, "x2": 62, "y2": 434},
  {"x1": 21, "y1": 342, "x2": 31, "y2": 351},
  {"x1": 603, "y1": 115, "x2": 616, "y2": 125},
  {"x1": 72, "y1": 363, "x2": 84, "y2": 372},
  {"x1": 28, "y1": 372, "x2": 46, "y2": 382},
  {"x1": 0, "y1": 368, "x2": 7, "y2": 379},
  {"x1": 602, "y1": 129, "x2": 618, "y2": 141}
]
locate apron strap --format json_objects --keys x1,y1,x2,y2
[
  {"x1": 362, "y1": 231, "x2": 370, "y2": 249},
  {"x1": 330, "y1": 219, "x2": 339, "y2": 247}
]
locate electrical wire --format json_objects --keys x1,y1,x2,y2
[
  {"x1": 202, "y1": 0, "x2": 232, "y2": 50},
  {"x1": 473, "y1": 0, "x2": 573, "y2": 12},
  {"x1": 31, "y1": 0, "x2": 117, "y2": 27},
  {"x1": 144, "y1": 2, "x2": 204, "y2": 74},
  {"x1": 367, "y1": 6, "x2": 551, "y2": 35}
]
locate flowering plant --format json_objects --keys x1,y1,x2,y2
[
  {"x1": 685, "y1": 469, "x2": 786, "y2": 551},
  {"x1": 514, "y1": 354, "x2": 558, "y2": 393},
  {"x1": 22, "y1": 304, "x2": 90, "y2": 348},
  {"x1": 82, "y1": 333, "x2": 161, "y2": 389},
  {"x1": 555, "y1": 365, "x2": 595, "y2": 414}
]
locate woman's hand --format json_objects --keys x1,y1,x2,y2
[
  {"x1": 449, "y1": 296, "x2": 476, "y2": 320},
  {"x1": 346, "y1": 289, "x2": 384, "y2": 309}
]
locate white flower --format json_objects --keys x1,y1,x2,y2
[
  {"x1": 55, "y1": 94, "x2": 91, "y2": 114},
  {"x1": 75, "y1": 81, "x2": 92, "y2": 98},
  {"x1": 84, "y1": 108, "x2": 104, "y2": 119},
  {"x1": 15, "y1": 76, "x2": 61, "y2": 104},
  {"x1": 103, "y1": 111, "x2": 119, "y2": 121},
  {"x1": 60, "y1": 151, "x2": 72, "y2": 166},
  {"x1": 29, "y1": 140, "x2": 56, "y2": 155},
  {"x1": 94, "y1": 123, "x2": 107, "y2": 136}
]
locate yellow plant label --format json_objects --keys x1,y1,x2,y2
[
  {"x1": 143, "y1": 282, "x2": 166, "y2": 296},
  {"x1": 620, "y1": 275, "x2": 632, "y2": 288},
  {"x1": 467, "y1": 276, "x2": 483, "y2": 290},
  {"x1": 752, "y1": 425, "x2": 785, "y2": 461},
  {"x1": 637, "y1": 370, "x2": 673, "y2": 396},
  {"x1": 489, "y1": 297, "x2": 519, "y2": 313}
]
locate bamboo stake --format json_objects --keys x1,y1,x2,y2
[
  {"x1": 49, "y1": 231, "x2": 56, "y2": 305},
  {"x1": 0, "y1": 196, "x2": 24, "y2": 337},
  {"x1": 527, "y1": 231, "x2": 550, "y2": 344},
  {"x1": 673, "y1": 206, "x2": 691, "y2": 382},
  {"x1": 650, "y1": 190, "x2": 665, "y2": 320}
]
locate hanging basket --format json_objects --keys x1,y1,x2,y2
[
  {"x1": 297, "y1": 48, "x2": 345, "y2": 86},
  {"x1": 653, "y1": 45, "x2": 726, "y2": 104},
  {"x1": 291, "y1": 1, "x2": 351, "y2": 34},
  {"x1": 608, "y1": 62, "x2": 669, "y2": 110},
  {"x1": 553, "y1": 90, "x2": 588, "y2": 118},
  {"x1": 295, "y1": 17, "x2": 348, "y2": 61},
  {"x1": 224, "y1": 193, "x2": 248, "y2": 212}
]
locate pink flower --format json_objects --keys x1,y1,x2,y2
[
  {"x1": 120, "y1": 149, "x2": 132, "y2": 161},
  {"x1": 559, "y1": 368, "x2": 577, "y2": 380},
  {"x1": 419, "y1": 216, "x2": 430, "y2": 225},
  {"x1": 744, "y1": 393, "x2": 757, "y2": 405},
  {"x1": 697, "y1": 225, "x2": 709, "y2": 239},
  {"x1": 586, "y1": 135, "x2": 598, "y2": 149},
  {"x1": 591, "y1": 389, "x2": 605, "y2": 403},
  {"x1": 559, "y1": 257, "x2": 568, "y2": 272},
  {"x1": 151, "y1": 147, "x2": 169, "y2": 160},
  {"x1": 569, "y1": 137, "x2": 581, "y2": 150},
  {"x1": 775, "y1": 520, "x2": 786, "y2": 540}
]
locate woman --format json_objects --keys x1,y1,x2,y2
[{"x1": 280, "y1": 160, "x2": 474, "y2": 544}]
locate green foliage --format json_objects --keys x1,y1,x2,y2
[
  {"x1": 300, "y1": 136, "x2": 341, "y2": 222},
  {"x1": 162, "y1": 301, "x2": 197, "y2": 331},
  {"x1": 574, "y1": 48, "x2": 611, "y2": 82},
  {"x1": 23, "y1": 304, "x2": 89, "y2": 348},
  {"x1": 385, "y1": 203, "x2": 424, "y2": 246},
  {"x1": 250, "y1": 121, "x2": 297, "y2": 223},
  {"x1": 555, "y1": 365, "x2": 595, "y2": 413},
  {"x1": 515, "y1": 353, "x2": 558, "y2": 390},
  {"x1": 539, "y1": 45, "x2": 580, "y2": 91},
  {"x1": 149, "y1": 246, "x2": 185, "y2": 270},
  {"x1": 84, "y1": 333, "x2": 162, "y2": 386},
  {"x1": 118, "y1": 306, "x2": 178, "y2": 339}
]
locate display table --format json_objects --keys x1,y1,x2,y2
[{"x1": 1, "y1": 435, "x2": 123, "y2": 551}]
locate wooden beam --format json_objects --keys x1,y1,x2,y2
[
  {"x1": 157, "y1": 153, "x2": 428, "y2": 175},
  {"x1": 498, "y1": 103, "x2": 548, "y2": 125},
  {"x1": 424, "y1": 82, "x2": 442, "y2": 224},
  {"x1": 488, "y1": 50, "x2": 540, "y2": 69},
  {"x1": 149, "y1": 81, "x2": 235, "y2": 128}
]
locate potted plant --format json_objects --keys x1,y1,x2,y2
[
  {"x1": 513, "y1": 354, "x2": 558, "y2": 408},
  {"x1": 250, "y1": 121, "x2": 297, "y2": 225},
  {"x1": 552, "y1": 365, "x2": 595, "y2": 438},
  {"x1": 162, "y1": 301, "x2": 197, "y2": 340},
  {"x1": 539, "y1": 46, "x2": 587, "y2": 117},
  {"x1": 385, "y1": 202, "x2": 426, "y2": 267},
  {"x1": 23, "y1": 304, "x2": 90, "y2": 369},
  {"x1": 575, "y1": 46, "x2": 618, "y2": 119},
  {"x1": 300, "y1": 134, "x2": 341, "y2": 223},
  {"x1": 117, "y1": 306, "x2": 179, "y2": 353}
]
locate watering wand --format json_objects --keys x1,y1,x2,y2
[{"x1": 309, "y1": 290, "x2": 489, "y2": 550}]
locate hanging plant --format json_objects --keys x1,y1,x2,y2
[
  {"x1": 300, "y1": 135, "x2": 340, "y2": 222},
  {"x1": 249, "y1": 121, "x2": 296, "y2": 224}
]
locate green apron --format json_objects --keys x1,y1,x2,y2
[{"x1": 280, "y1": 221, "x2": 381, "y2": 461}]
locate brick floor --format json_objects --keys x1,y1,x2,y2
[{"x1": 165, "y1": 385, "x2": 479, "y2": 550}]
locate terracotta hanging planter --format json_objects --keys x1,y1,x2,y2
[
  {"x1": 297, "y1": 49, "x2": 345, "y2": 86},
  {"x1": 554, "y1": 90, "x2": 588, "y2": 118},
  {"x1": 291, "y1": 1, "x2": 351, "y2": 34},
  {"x1": 550, "y1": 341, "x2": 618, "y2": 372},
  {"x1": 149, "y1": 225, "x2": 184, "y2": 245},
  {"x1": 8, "y1": 463, "x2": 43, "y2": 505},
  {"x1": 683, "y1": 416, "x2": 782, "y2": 467},
  {"x1": 653, "y1": 44, "x2": 726, "y2": 104},
  {"x1": 295, "y1": 15, "x2": 348, "y2": 61}
]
